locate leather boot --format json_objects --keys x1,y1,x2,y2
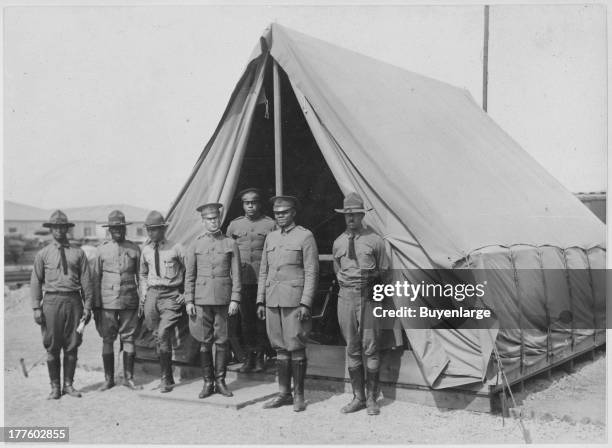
[
  {"x1": 238, "y1": 351, "x2": 255, "y2": 373},
  {"x1": 198, "y1": 351, "x2": 215, "y2": 399},
  {"x1": 122, "y1": 352, "x2": 142, "y2": 390},
  {"x1": 292, "y1": 359, "x2": 307, "y2": 412},
  {"x1": 341, "y1": 366, "x2": 367, "y2": 413},
  {"x1": 263, "y1": 359, "x2": 293, "y2": 408},
  {"x1": 214, "y1": 347, "x2": 233, "y2": 397},
  {"x1": 159, "y1": 352, "x2": 174, "y2": 393},
  {"x1": 253, "y1": 350, "x2": 266, "y2": 373},
  {"x1": 62, "y1": 351, "x2": 82, "y2": 398},
  {"x1": 99, "y1": 353, "x2": 115, "y2": 391},
  {"x1": 366, "y1": 369, "x2": 380, "y2": 415},
  {"x1": 47, "y1": 356, "x2": 61, "y2": 400}
]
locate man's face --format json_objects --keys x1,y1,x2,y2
[
  {"x1": 109, "y1": 225, "x2": 126, "y2": 242},
  {"x1": 274, "y1": 208, "x2": 296, "y2": 229},
  {"x1": 242, "y1": 193, "x2": 262, "y2": 219},
  {"x1": 344, "y1": 213, "x2": 364, "y2": 232},
  {"x1": 146, "y1": 226, "x2": 166, "y2": 242},
  {"x1": 51, "y1": 225, "x2": 69, "y2": 241},
  {"x1": 202, "y1": 214, "x2": 221, "y2": 233}
]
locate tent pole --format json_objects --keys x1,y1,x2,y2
[
  {"x1": 482, "y1": 5, "x2": 490, "y2": 112},
  {"x1": 273, "y1": 60, "x2": 283, "y2": 195}
]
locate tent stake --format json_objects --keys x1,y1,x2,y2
[{"x1": 273, "y1": 60, "x2": 283, "y2": 195}]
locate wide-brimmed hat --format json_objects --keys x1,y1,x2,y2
[
  {"x1": 43, "y1": 210, "x2": 75, "y2": 228},
  {"x1": 102, "y1": 210, "x2": 132, "y2": 227},
  {"x1": 144, "y1": 210, "x2": 168, "y2": 228},
  {"x1": 196, "y1": 202, "x2": 223, "y2": 218},
  {"x1": 334, "y1": 192, "x2": 366, "y2": 214},
  {"x1": 270, "y1": 195, "x2": 298, "y2": 212},
  {"x1": 238, "y1": 187, "x2": 263, "y2": 201}
]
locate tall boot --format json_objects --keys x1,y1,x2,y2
[
  {"x1": 62, "y1": 351, "x2": 82, "y2": 398},
  {"x1": 292, "y1": 359, "x2": 307, "y2": 412},
  {"x1": 341, "y1": 366, "x2": 367, "y2": 413},
  {"x1": 122, "y1": 352, "x2": 142, "y2": 390},
  {"x1": 158, "y1": 352, "x2": 174, "y2": 393},
  {"x1": 253, "y1": 350, "x2": 266, "y2": 373},
  {"x1": 366, "y1": 368, "x2": 380, "y2": 415},
  {"x1": 263, "y1": 359, "x2": 293, "y2": 408},
  {"x1": 198, "y1": 351, "x2": 215, "y2": 399},
  {"x1": 238, "y1": 351, "x2": 255, "y2": 373},
  {"x1": 99, "y1": 353, "x2": 115, "y2": 391},
  {"x1": 214, "y1": 347, "x2": 233, "y2": 397},
  {"x1": 46, "y1": 356, "x2": 61, "y2": 400}
]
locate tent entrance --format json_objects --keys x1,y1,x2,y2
[
  {"x1": 223, "y1": 59, "x2": 345, "y2": 345},
  {"x1": 224, "y1": 59, "x2": 346, "y2": 254}
]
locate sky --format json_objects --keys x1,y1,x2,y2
[{"x1": 2, "y1": 2, "x2": 607, "y2": 212}]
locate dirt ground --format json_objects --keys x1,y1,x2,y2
[{"x1": 3, "y1": 286, "x2": 607, "y2": 445}]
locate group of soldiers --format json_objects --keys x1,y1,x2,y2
[{"x1": 30, "y1": 189, "x2": 389, "y2": 415}]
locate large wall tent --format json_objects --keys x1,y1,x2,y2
[{"x1": 136, "y1": 24, "x2": 605, "y2": 409}]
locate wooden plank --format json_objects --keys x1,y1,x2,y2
[{"x1": 273, "y1": 60, "x2": 283, "y2": 195}]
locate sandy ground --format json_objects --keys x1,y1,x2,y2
[{"x1": 3, "y1": 286, "x2": 607, "y2": 445}]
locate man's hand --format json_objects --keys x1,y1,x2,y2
[
  {"x1": 256, "y1": 304, "x2": 266, "y2": 320},
  {"x1": 228, "y1": 301, "x2": 239, "y2": 316},
  {"x1": 33, "y1": 308, "x2": 44, "y2": 326},
  {"x1": 297, "y1": 305, "x2": 311, "y2": 321},
  {"x1": 186, "y1": 303, "x2": 196, "y2": 317},
  {"x1": 82, "y1": 309, "x2": 92, "y2": 325},
  {"x1": 176, "y1": 294, "x2": 185, "y2": 305},
  {"x1": 138, "y1": 301, "x2": 145, "y2": 318}
]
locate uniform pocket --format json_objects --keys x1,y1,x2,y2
[
  {"x1": 164, "y1": 260, "x2": 178, "y2": 279},
  {"x1": 283, "y1": 245, "x2": 303, "y2": 265},
  {"x1": 358, "y1": 247, "x2": 376, "y2": 270}
]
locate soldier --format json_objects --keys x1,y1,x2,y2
[
  {"x1": 92, "y1": 210, "x2": 142, "y2": 391},
  {"x1": 332, "y1": 192, "x2": 389, "y2": 415},
  {"x1": 226, "y1": 188, "x2": 275, "y2": 373},
  {"x1": 30, "y1": 210, "x2": 93, "y2": 399},
  {"x1": 185, "y1": 203, "x2": 241, "y2": 398},
  {"x1": 139, "y1": 210, "x2": 185, "y2": 393},
  {"x1": 256, "y1": 196, "x2": 319, "y2": 412}
]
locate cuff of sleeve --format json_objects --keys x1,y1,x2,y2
[
  {"x1": 230, "y1": 293, "x2": 241, "y2": 303},
  {"x1": 299, "y1": 303, "x2": 311, "y2": 310}
]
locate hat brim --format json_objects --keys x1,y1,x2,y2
[
  {"x1": 102, "y1": 222, "x2": 132, "y2": 227},
  {"x1": 145, "y1": 223, "x2": 168, "y2": 228},
  {"x1": 43, "y1": 222, "x2": 75, "y2": 228},
  {"x1": 196, "y1": 202, "x2": 223, "y2": 213},
  {"x1": 273, "y1": 206, "x2": 295, "y2": 212},
  {"x1": 334, "y1": 208, "x2": 366, "y2": 214}
]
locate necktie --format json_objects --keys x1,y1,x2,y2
[
  {"x1": 347, "y1": 233, "x2": 356, "y2": 260},
  {"x1": 154, "y1": 243, "x2": 161, "y2": 277},
  {"x1": 59, "y1": 245, "x2": 68, "y2": 275}
]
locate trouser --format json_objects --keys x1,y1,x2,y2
[
  {"x1": 96, "y1": 308, "x2": 139, "y2": 353},
  {"x1": 188, "y1": 304, "x2": 229, "y2": 351},
  {"x1": 266, "y1": 306, "x2": 310, "y2": 360},
  {"x1": 337, "y1": 287, "x2": 381, "y2": 370},
  {"x1": 143, "y1": 288, "x2": 183, "y2": 353},
  {"x1": 41, "y1": 292, "x2": 84, "y2": 356},
  {"x1": 240, "y1": 285, "x2": 268, "y2": 352}
]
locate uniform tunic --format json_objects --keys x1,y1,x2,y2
[
  {"x1": 92, "y1": 239, "x2": 141, "y2": 344},
  {"x1": 30, "y1": 240, "x2": 94, "y2": 354},
  {"x1": 226, "y1": 215, "x2": 275, "y2": 350},
  {"x1": 332, "y1": 228, "x2": 389, "y2": 369},
  {"x1": 257, "y1": 223, "x2": 319, "y2": 352},
  {"x1": 185, "y1": 231, "x2": 241, "y2": 347},
  {"x1": 139, "y1": 238, "x2": 185, "y2": 352}
]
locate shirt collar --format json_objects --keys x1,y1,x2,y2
[
  {"x1": 280, "y1": 222, "x2": 296, "y2": 234},
  {"x1": 204, "y1": 230, "x2": 222, "y2": 238},
  {"x1": 345, "y1": 227, "x2": 364, "y2": 239},
  {"x1": 150, "y1": 238, "x2": 167, "y2": 247},
  {"x1": 52, "y1": 239, "x2": 70, "y2": 248}
]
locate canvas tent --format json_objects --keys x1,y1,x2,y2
[{"x1": 138, "y1": 24, "x2": 605, "y2": 392}]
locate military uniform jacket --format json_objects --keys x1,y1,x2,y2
[
  {"x1": 257, "y1": 223, "x2": 319, "y2": 308},
  {"x1": 139, "y1": 238, "x2": 185, "y2": 298},
  {"x1": 30, "y1": 240, "x2": 94, "y2": 310},
  {"x1": 93, "y1": 239, "x2": 141, "y2": 310},
  {"x1": 332, "y1": 228, "x2": 389, "y2": 289},
  {"x1": 185, "y1": 231, "x2": 242, "y2": 306},
  {"x1": 226, "y1": 215, "x2": 276, "y2": 285}
]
